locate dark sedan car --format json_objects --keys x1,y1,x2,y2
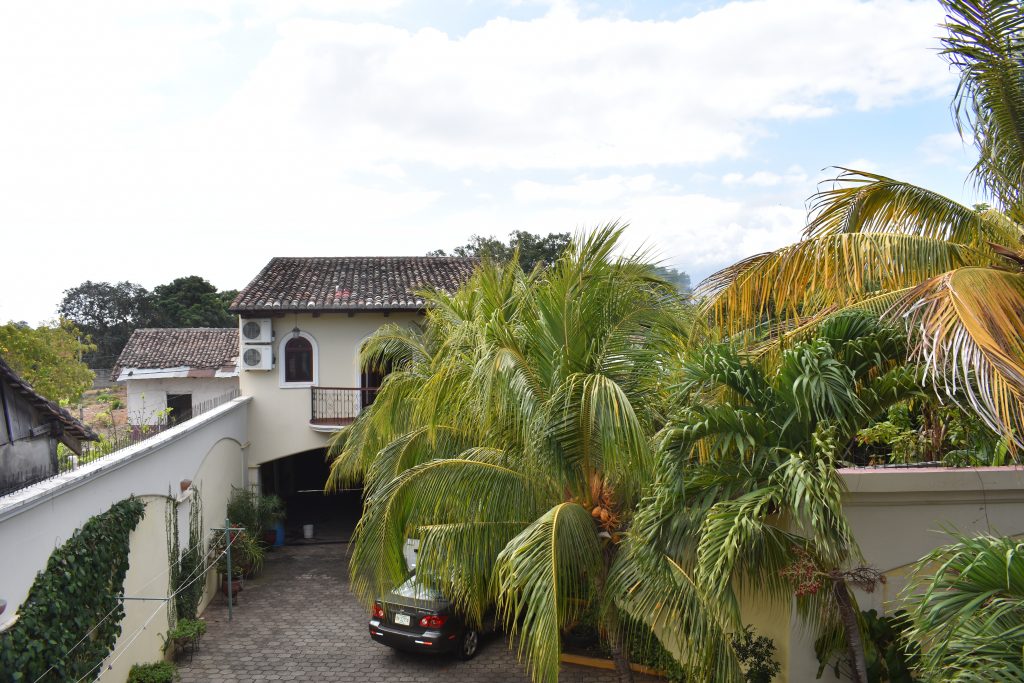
[{"x1": 368, "y1": 576, "x2": 483, "y2": 660}]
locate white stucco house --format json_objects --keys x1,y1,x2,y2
[
  {"x1": 112, "y1": 328, "x2": 240, "y2": 426},
  {"x1": 227, "y1": 256, "x2": 477, "y2": 532}
]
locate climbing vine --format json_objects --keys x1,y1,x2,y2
[
  {"x1": 0, "y1": 496, "x2": 145, "y2": 681},
  {"x1": 166, "y1": 485, "x2": 204, "y2": 625}
]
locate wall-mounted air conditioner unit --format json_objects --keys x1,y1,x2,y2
[
  {"x1": 241, "y1": 344, "x2": 274, "y2": 371},
  {"x1": 240, "y1": 318, "x2": 273, "y2": 344}
]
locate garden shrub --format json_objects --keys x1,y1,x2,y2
[
  {"x1": 128, "y1": 661, "x2": 179, "y2": 683},
  {"x1": 731, "y1": 626, "x2": 781, "y2": 683},
  {"x1": 163, "y1": 618, "x2": 207, "y2": 657}
]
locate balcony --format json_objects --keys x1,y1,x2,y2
[{"x1": 309, "y1": 386, "x2": 379, "y2": 432}]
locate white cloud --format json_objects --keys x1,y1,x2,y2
[
  {"x1": 920, "y1": 131, "x2": 970, "y2": 165},
  {"x1": 212, "y1": 0, "x2": 951, "y2": 171},
  {"x1": 514, "y1": 174, "x2": 657, "y2": 202},
  {"x1": 500, "y1": 173, "x2": 807, "y2": 279},
  {"x1": 0, "y1": 0, "x2": 957, "y2": 323},
  {"x1": 720, "y1": 166, "x2": 807, "y2": 187},
  {"x1": 841, "y1": 158, "x2": 879, "y2": 173}
]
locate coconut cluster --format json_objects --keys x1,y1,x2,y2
[{"x1": 587, "y1": 473, "x2": 620, "y2": 532}]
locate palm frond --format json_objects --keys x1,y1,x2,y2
[
  {"x1": 804, "y1": 168, "x2": 1020, "y2": 248},
  {"x1": 903, "y1": 532, "x2": 1024, "y2": 681},
  {"x1": 494, "y1": 503, "x2": 603, "y2": 683},
  {"x1": 699, "y1": 233, "x2": 992, "y2": 333},
  {"x1": 609, "y1": 541, "x2": 744, "y2": 682},
  {"x1": 941, "y1": 0, "x2": 1024, "y2": 214},
  {"x1": 894, "y1": 267, "x2": 1024, "y2": 448},
  {"x1": 350, "y1": 454, "x2": 550, "y2": 608}
]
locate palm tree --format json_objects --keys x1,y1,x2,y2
[
  {"x1": 697, "y1": 0, "x2": 1024, "y2": 446},
  {"x1": 903, "y1": 532, "x2": 1024, "y2": 681},
  {"x1": 329, "y1": 226, "x2": 738, "y2": 683},
  {"x1": 632, "y1": 312, "x2": 922, "y2": 683}
]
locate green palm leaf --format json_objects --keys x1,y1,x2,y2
[
  {"x1": 904, "y1": 532, "x2": 1024, "y2": 681},
  {"x1": 494, "y1": 503, "x2": 603, "y2": 683}
]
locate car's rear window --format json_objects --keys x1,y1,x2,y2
[{"x1": 393, "y1": 576, "x2": 443, "y2": 600}]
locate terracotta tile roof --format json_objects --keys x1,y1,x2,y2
[
  {"x1": 0, "y1": 354, "x2": 98, "y2": 443},
  {"x1": 229, "y1": 256, "x2": 478, "y2": 313},
  {"x1": 111, "y1": 328, "x2": 239, "y2": 378}
]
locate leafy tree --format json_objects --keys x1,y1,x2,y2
[
  {"x1": 429, "y1": 230, "x2": 571, "y2": 272},
  {"x1": 58, "y1": 280, "x2": 151, "y2": 368},
  {"x1": 903, "y1": 532, "x2": 1024, "y2": 680},
  {"x1": 58, "y1": 276, "x2": 237, "y2": 367},
  {"x1": 149, "y1": 276, "x2": 237, "y2": 328},
  {"x1": 0, "y1": 320, "x2": 95, "y2": 404},
  {"x1": 332, "y1": 226, "x2": 730, "y2": 682},
  {"x1": 652, "y1": 266, "x2": 691, "y2": 294},
  {"x1": 696, "y1": 0, "x2": 1024, "y2": 447}
]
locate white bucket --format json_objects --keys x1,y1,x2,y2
[{"x1": 302, "y1": 524, "x2": 314, "y2": 539}]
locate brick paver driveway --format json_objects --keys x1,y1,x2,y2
[{"x1": 180, "y1": 543, "x2": 658, "y2": 683}]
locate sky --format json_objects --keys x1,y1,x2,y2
[{"x1": 0, "y1": 0, "x2": 980, "y2": 325}]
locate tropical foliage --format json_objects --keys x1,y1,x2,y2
[
  {"x1": 627, "y1": 312, "x2": 917, "y2": 683},
  {"x1": 696, "y1": 0, "x2": 1024, "y2": 448},
  {"x1": 329, "y1": 3, "x2": 1024, "y2": 680},
  {"x1": 903, "y1": 533, "x2": 1024, "y2": 681},
  {"x1": 330, "y1": 225, "x2": 719, "y2": 682}
]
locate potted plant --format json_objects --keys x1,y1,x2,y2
[
  {"x1": 225, "y1": 487, "x2": 285, "y2": 547},
  {"x1": 163, "y1": 618, "x2": 207, "y2": 661},
  {"x1": 211, "y1": 525, "x2": 262, "y2": 593},
  {"x1": 257, "y1": 495, "x2": 285, "y2": 546},
  {"x1": 128, "y1": 661, "x2": 179, "y2": 683},
  {"x1": 219, "y1": 562, "x2": 244, "y2": 597}
]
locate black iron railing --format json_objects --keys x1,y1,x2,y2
[{"x1": 310, "y1": 386, "x2": 379, "y2": 426}]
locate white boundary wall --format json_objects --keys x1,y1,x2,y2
[
  {"x1": 785, "y1": 466, "x2": 1024, "y2": 681},
  {"x1": 0, "y1": 397, "x2": 250, "y2": 681}
]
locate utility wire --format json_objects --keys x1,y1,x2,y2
[
  {"x1": 30, "y1": 529, "x2": 229, "y2": 683},
  {"x1": 73, "y1": 534, "x2": 237, "y2": 683}
]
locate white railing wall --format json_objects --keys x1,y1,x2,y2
[{"x1": 0, "y1": 396, "x2": 251, "y2": 681}]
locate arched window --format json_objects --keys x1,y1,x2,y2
[{"x1": 280, "y1": 332, "x2": 317, "y2": 386}]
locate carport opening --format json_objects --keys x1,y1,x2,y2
[{"x1": 260, "y1": 447, "x2": 362, "y2": 543}]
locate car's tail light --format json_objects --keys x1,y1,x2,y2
[
  {"x1": 418, "y1": 614, "x2": 448, "y2": 628},
  {"x1": 372, "y1": 602, "x2": 385, "y2": 619}
]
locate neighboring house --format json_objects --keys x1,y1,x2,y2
[
  {"x1": 112, "y1": 328, "x2": 240, "y2": 426},
  {"x1": 0, "y1": 355, "x2": 97, "y2": 494},
  {"x1": 229, "y1": 256, "x2": 476, "y2": 496}
]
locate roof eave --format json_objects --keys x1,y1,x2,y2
[{"x1": 231, "y1": 305, "x2": 430, "y2": 316}]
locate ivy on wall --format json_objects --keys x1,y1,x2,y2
[
  {"x1": 166, "y1": 485, "x2": 204, "y2": 626},
  {"x1": 0, "y1": 497, "x2": 146, "y2": 681}
]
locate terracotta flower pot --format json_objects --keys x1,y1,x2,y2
[{"x1": 221, "y1": 577, "x2": 242, "y2": 598}]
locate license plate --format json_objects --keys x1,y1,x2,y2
[{"x1": 394, "y1": 613, "x2": 411, "y2": 626}]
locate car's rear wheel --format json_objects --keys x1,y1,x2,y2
[{"x1": 457, "y1": 628, "x2": 479, "y2": 660}]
